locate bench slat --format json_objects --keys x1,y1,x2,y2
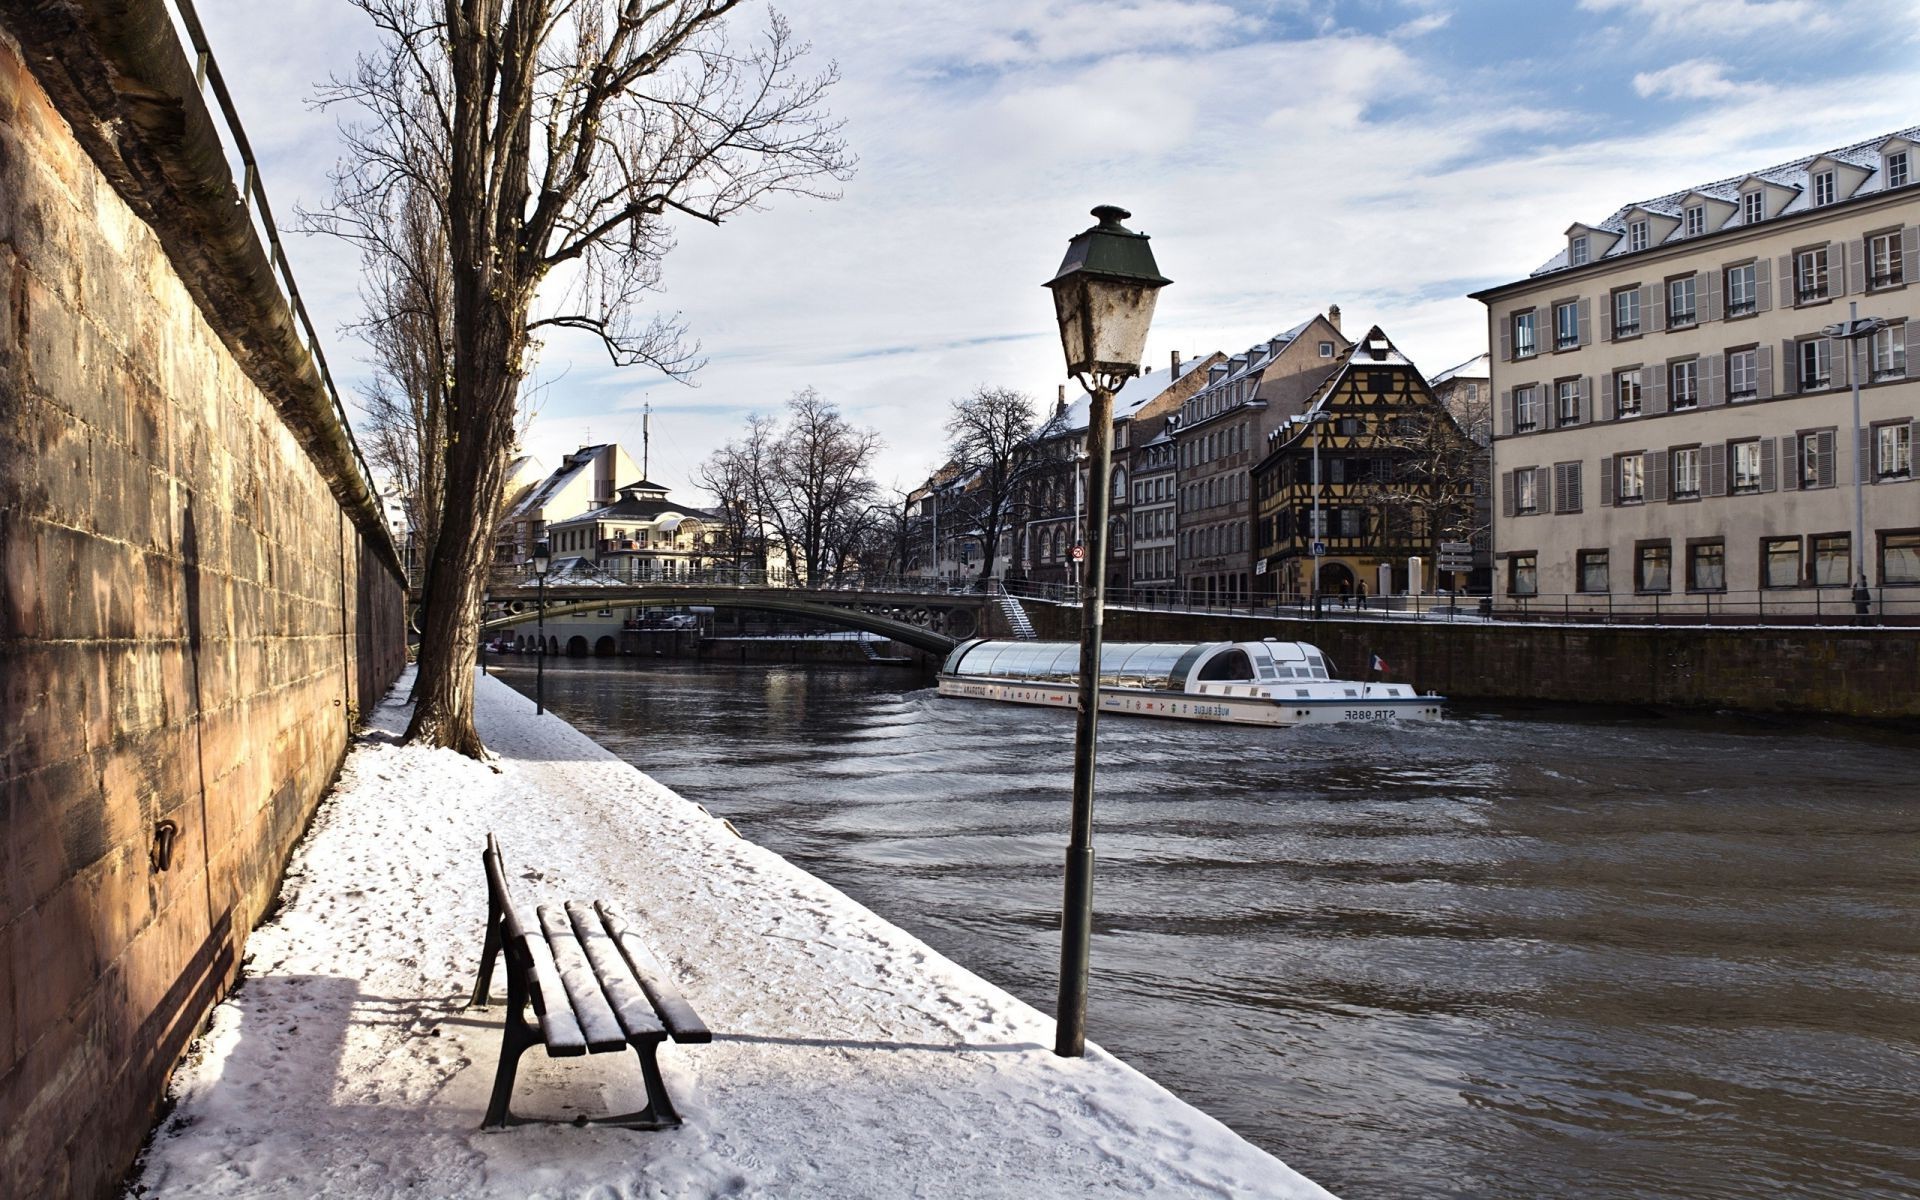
[
  {"x1": 514, "y1": 901, "x2": 587, "y2": 1056},
  {"x1": 565, "y1": 901, "x2": 665, "y2": 1042},
  {"x1": 596, "y1": 901, "x2": 713, "y2": 1045},
  {"x1": 538, "y1": 904, "x2": 629, "y2": 1053}
]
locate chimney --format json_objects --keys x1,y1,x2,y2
[
  {"x1": 1171, "y1": 350, "x2": 1182, "y2": 379},
  {"x1": 1327, "y1": 304, "x2": 1342, "y2": 333},
  {"x1": 1055, "y1": 384, "x2": 1067, "y2": 417}
]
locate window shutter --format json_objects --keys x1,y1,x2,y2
[
  {"x1": 1498, "y1": 322, "x2": 1511, "y2": 362},
  {"x1": 1600, "y1": 296, "x2": 1613, "y2": 341},
  {"x1": 1496, "y1": 389, "x2": 1512, "y2": 438},
  {"x1": 1565, "y1": 462, "x2": 1583, "y2": 513},
  {"x1": 1757, "y1": 344, "x2": 1774, "y2": 398},
  {"x1": 1538, "y1": 466, "x2": 1552, "y2": 515},
  {"x1": 1600, "y1": 457, "x2": 1615, "y2": 506},
  {"x1": 1645, "y1": 364, "x2": 1668, "y2": 414},
  {"x1": 1600, "y1": 375, "x2": 1616, "y2": 421},
  {"x1": 1903, "y1": 227, "x2": 1920, "y2": 286},
  {"x1": 1648, "y1": 283, "x2": 1666, "y2": 330},
  {"x1": 1816, "y1": 430, "x2": 1836, "y2": 488},
  {"x1": 1704, "y1": 270, "x2": 1722, "y2": 322},
  {"x1": 1847, "y1": 239, "x2": 1866, "y2": 295},
  {"x1": 1578, "y1": 298, "x2": 1593, "y2": 346},
  {"x1": 1781, "y1": 437, "x2": 1799, "y2": 492},
  {"x1": 1830, "y1": 240, "x2": 1849, "y2": 295},
  {"x1": 1702, "y1": 354, "x2": 1724, "y2": 406},
  {"x1": 1778, "y1": 254, "x2": 1794, "y2": 303},
  {"x1": 1780, "y1": 340, "x2": 1799, "y2": 394},
  {"x1": 1706, "y1": 443, "x2": 1726, "y2": 496},
  {"x1": 1831, "y1": 338, "x2": 1850, "y2": 390},
  {"x1": 1759, "y1": 437, "x2": 1777, "y2": 492},
  {"x1": 1649, "y1": 449, "x2": 1669, "y2": 502},
  {"x1": 1756, "y1": 257, "x2": 1772, "y2": 311},
  {"x1": 1500, "y1": 470, "x2": 1515, "y2": 518},
  {"x1": 1859, "y1": 426, "x2": 1873, "y2": 485}
]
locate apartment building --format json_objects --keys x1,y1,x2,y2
[
  {"x1": 1171, "y1": 312, "x2": 1350, "y2": 602},
  {"x1": 1473, "y1": 129, "x2": 1920, "y2": 607}
]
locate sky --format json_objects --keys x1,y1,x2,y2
[{"x1": 185, "y1": 0, "x2": 1920, "y2": 503}]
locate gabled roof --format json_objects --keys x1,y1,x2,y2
[
  {"x1": 1430, "y1": 353, "x2": 1490, "y2": 385},
  {"x1": 1528, "y1": 125, "x2": 1920, "y2": 277}
]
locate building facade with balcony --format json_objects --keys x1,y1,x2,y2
[
  {"x1": 1171, "y1": 312, "x2": 1350, "y2": 603},
  {"x1": 1473, "y1": 129, "x2": 1920, "y2": 610},
  {"x1": 542, "y1": 478, "x2": 742, "y2": 581},
  {"x1": 1251, "y1": 327, "x2": 1481, "y2": 601}
]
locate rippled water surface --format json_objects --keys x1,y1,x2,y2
[{"x1": 491, "y1": 659, "x2": 1920, "y2": 1200}]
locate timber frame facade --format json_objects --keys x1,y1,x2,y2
[{"x1": 1252, "y1": 327, "x2": 1483, "y2": 600}]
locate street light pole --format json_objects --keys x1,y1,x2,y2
[
  {"x1": 1309, "y1": 411, "x2": 1330, "y2": 615},
  {"x1": 1044, "y1": 205, "x2": 1169, "y2": 1058},
  {"x1": 1822, "y1": 304, "x2": 1885, "y2": 619},
  {"x1": 532, "y1": 540, "x2": 550, "y2": 715}
]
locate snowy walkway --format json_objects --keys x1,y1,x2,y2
[{"x1": 132, "y1": 669, "x2": 1334, "y2": 1199}]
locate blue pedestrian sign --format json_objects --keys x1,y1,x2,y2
[{"x1": 1310, "y1": 540, "x2": 1327, "y2": 556}]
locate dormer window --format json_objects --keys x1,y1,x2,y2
[
  {"x1": 1684, "y1": 205, "x2": 1705, "y2": 237},
  {"x1": 1889, "y1": 151, "x2": 1911, "y2": 189},
  {"x1": 1813, "y1": 169, "x2": 1836, "y2": 206},
  {"x1": 1628, "y1": 219, "x2": 1649, "y2": 252},
  {"x1": 1743, "y1": 191, "x2": 1764, "y2": 224},
  {"x1": 1570, "y1": 235, "x2": 1590, "y2": 265}
]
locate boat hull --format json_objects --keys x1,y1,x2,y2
[{"x1": 937, "y1": 676, "x2": 1443, "y2": 726}]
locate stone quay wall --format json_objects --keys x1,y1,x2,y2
[
  {"x1": 1019, "y1": 602, "x2": 1920, "y2": 720},
  {"x1": 0, "y1": 20, "x2": 406, "y2": 1199}
]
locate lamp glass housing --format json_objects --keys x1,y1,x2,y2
[
  {"x1": 533, "y1": 541, "x2": 551, "y2": 575},
  {"x1": 1045, "y1": 205, "x2": 1170, "y2": 385}
]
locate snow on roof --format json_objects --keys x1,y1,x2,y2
[
  {"x1": 1531, "y1": 125, "x2": 1920, "y2": 277},
  {"x1": 1049, "y1": 362, "x2": 1183, "y2": 434},
  {"x1": 1430, "y1": 353, "x2": 1490, "y2": 385}
]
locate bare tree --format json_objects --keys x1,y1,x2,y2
[
  {"x1": 943, "y1": 385, "x2": 1039, "y2": 582},
  {"x1": 762, "y1": 389, "x2": 881, "y2": 586},
  {"x1": 320, "y1": 0, "x2": 851, "y2": 755},
  {"x1": 1374, "y1": 407, "x2": 1489, "y2": 550}
]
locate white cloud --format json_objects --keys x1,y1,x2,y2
[
  {"x1": 1392, "y1": 12, "x2": 1451, "y2": 38},
  {"x1": 1579, "y1": 0, "x2": 1838, "y2": 36},
  {"x1": 1631, "y1": 58, "x2": 1756, "y2": 100}
]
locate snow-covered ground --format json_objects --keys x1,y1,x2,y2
[{"x1": 130, "y1": 669, "x2": 1334, "y2": 1199}]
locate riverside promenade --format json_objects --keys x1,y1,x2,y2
[{"x1": 130, "y1": 670, "x2": 1333, "y2": 1199}]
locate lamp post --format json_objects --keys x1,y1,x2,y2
[
  {"x1": 1822, "y1": 304, "x2": 1886, "y2": 619},
  {"x1": 1044, "y1": 204, "x2": 1170, "y2": 1058},
  {"x1": 1307, "y1": 410, "x2": 1332, "y2": 615},
  {"x1": 479, "y1": 589, "x2": 491, "y2": 677},
  {"x1": 532, "y1": 540, "x2": 551, "y2": 714}
]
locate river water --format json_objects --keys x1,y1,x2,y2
[{"x1": 488, "y1": 658, "x2": 1920, "y2": 1200}]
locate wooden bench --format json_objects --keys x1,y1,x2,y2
[{"x1": 469, "y1": 833, "x2": 711, "y2": 1129}]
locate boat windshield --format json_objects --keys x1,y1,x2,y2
[{"x1": 944, "y1": 641, "x2": 1210, "y2": 689}]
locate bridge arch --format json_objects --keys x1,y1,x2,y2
[{"x1": 479, "y1": 588, "x2": 964, "y2": 655}]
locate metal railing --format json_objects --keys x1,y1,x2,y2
[
  {"x1": 480, "y1": 561, "x2": 996, "y2": 598},
  {"x1": 161, "y1": 0, "x2": 383, "y2": 509}
]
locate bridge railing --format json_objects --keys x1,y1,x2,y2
[{"x1": 482, "y1": 562, "x2": 993, "y2": 597}]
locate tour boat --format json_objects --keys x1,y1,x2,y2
[{"x1": 936, "y1": 638, "x2": 1443, "y2": 726}]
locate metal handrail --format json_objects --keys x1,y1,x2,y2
[{"x1": 162, "y1": 0, "x2": 384, "y2": 507}]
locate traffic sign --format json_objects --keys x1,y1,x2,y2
[
  {"x1": 1310, "y1": 540, "x2": 1327, "y2": 556},
  {"x1": 1071, "y1": 544, "x2": 1085, "y2": 561},
  {"x1": 1440, "y1": 541, "x2": 1473, "y2": 555}
]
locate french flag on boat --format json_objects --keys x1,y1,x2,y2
[{"x1": 1370, "y1": 654, "x2": 1390, "y2": 674}]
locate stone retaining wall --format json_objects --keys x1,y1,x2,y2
[{"x1": 0, "y1": 26, "x2": 405, "y2": 1200}]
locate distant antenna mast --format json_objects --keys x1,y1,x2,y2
[{"x1": 642, "y1": 400, "x2": 651, "y2": 478}]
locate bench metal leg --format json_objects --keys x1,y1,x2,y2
[
  {"x1": 481, "y1": 966, "x2": 537, "y2": 1128},
  {"x1": 470, "y1": 906, "x2": 501, "y2": 1008},
  {"x1": 608, "y1": 1038, "x2": 683, "y2": 1130}
]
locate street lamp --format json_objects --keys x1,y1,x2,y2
[
  {"x1": 532, "y1": 540, "x2": 551, "y2": 714},
  {"x1": 1306, "y1": 410, "x2": 1333, "y2": 615},
  {"x1": 1043, "y1": 204, "x2": 1170, "y2": 1058},
  {"x1": 1821, "y1": 304, "x2": 1886, "y2": 619}
]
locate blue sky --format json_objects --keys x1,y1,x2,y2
[{"x1": 190, "y1": 0, "x2": 1920, "y2": 499}]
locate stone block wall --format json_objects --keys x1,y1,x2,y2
[
  {"x1": 1023, "y1": 603, "x2": 1920, "y2": 719},
  {"x1": 0, "y1": 30, "x2": 405, "y2": 1200}
]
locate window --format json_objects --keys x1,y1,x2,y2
[
  {"x1": 1570, "y1": 235, "x2": 1590, "y2": 266},
  {"x1": 1612, "y1": 287, "x2": 1641, "y2": 337},
  {"x1": 1868, "y1": 230, "x2": 1904, "y2": 288},
  {"x1": 1813, "y1": 169, "x2": 1836, "y2": 206},
  {"x1": 1882, "y1": 531, "x2": 1920, "y2": 585},
  {"x1": 1731, "y1": 440, "x2": 1763, "y2": 493},
  {"x1": 1670, "y1": 359, "x2": 1699, "y2": 409},
  {"x1": 1319, "y1": 341, "x2": 1335, "y2": 357},
  {"x1": 1811, "y1": 534, "x2": 1850, "y2": 586},
  {"x1": 1672, "y1": 446, "x2": 1701, "y2": 498},
  {"x1": 1743, "y1": 190, "x2": 1765, "y2": 225},
  {"x1": 1891, "y1": 151, "x2": 1912, "y2": 189},
  {"x1": 1667, "y1": 276, "x2": 1698, "y2": 327},
  {"x1": 1617, "y1": 452, "x2": 1645, "y2": 503},
  {"x1": 1637, "y1": 542, "x2": 1671, "y2": 593},
  {"x1": 1628, "y1": 219, "x2": 1649, "y2": 252},
  {"x1": 1795, "y1": 247, "x2": 1829, "y2": 303},
  {"x1": 1798, "y1": 338, "x2": 1831, "y2": 389},
  {"x1": 1508, "y1": 553, "x2": 1538, "y2": 596},
  {"x1": 1514, "y1": 385, "x2": 1541, "y2": 432},
  {"x1": 1878, "y1": 422, "x2": 1913, "y2": 479},
  {"x1": 1554, "y1": 301, "x2": 1580, "y2": 349},
  {"x1": 1798, "y1": 431, "x2": 1828, "y2": 489},
  {"x1": 1515, "y1": 467, "x2": 1539, "y2": 514},
  {"x1": 1763, "y1": 537, "x2": 1802, "y2": 588},
  {"x1": 1688, "y1": 540, "x2": 1726, "y2": 591},
  {"x1": 1728, "y1": 348, "x2": 1758, "y2": 399},
  {"x1": 1556, "y1": 379, "x2": 1580, "y2": 426},
  {"x1": 1685, "y1": 205, "x2": 1706, "y2": 237},
  {"x1": 1725, "y1": 262, "x2": 1758, "y2": 316},
  {"x1": 1614, "y1": 369, "x2": 1642, "y2": 417},
  {"x1": 1512, "y1": 310, "x2": 1538, "y2": 358},
  {"x1": 1578, "y1": 550, "x2": 1610, "y2": 593},
  {"x1": 1870, "y1": 324, "x2": 1906, "y2": 379}
]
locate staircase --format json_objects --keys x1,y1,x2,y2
[
  {"x1": 858, "y1": 637, "x2": 913, "y2": 665},
  {"x1": 995, "y1": 592, "x2": 1038, "y2": 640}
]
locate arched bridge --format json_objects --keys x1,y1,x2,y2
[{"x1": 472, "y1": 572, "x2": 990, "y2": 655}]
